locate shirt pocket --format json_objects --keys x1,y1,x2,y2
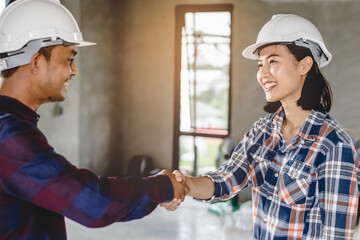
[
  {"x1": 277, "y1": 160, "x2": 311, "y2": 205},
  {"x1": 251, "y1": 145, "x2": 276, "y2": 187}
]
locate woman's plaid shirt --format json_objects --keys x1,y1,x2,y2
[{"x1": 204, "y1": 107, "x2": 359, "y2": 239}]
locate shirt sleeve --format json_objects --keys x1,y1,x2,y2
[
  {"x1": 318, "y1": 141, "x2": 359, "y2": 239},
  {"x1": 200, "y1": 121, "x2": 262, "y2": 203},
  {"x1": 0, "y1": 121, "x2": 174, "y2": 227}
]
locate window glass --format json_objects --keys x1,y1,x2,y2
[
  {"x1": 179, "y1": 135, "x2": 222, "y2": 176},
  {"x1": 180, "y1": 12, "x2": 231, "y2": 133},
  {"x1": 175, "y1": 6, "x2": 232, "y2": 176}
]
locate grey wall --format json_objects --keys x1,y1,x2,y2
[
  {"x1": 38, "y1": 0, "x2": 81, "y2": 167},
  {"x1": 38, "y1": 0, "x2": 360, "y2": 180}
]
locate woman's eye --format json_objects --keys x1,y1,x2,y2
[
  {"x1": 269, "y1": 59, "x2": 276, "y2": 64},
  {"x1": 67, "y1": 59, "x2": 74, "y2": 65},
  {"x1": 258, "y1": 63, "x2": 263, "y2": 69}
]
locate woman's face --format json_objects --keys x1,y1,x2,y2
[{"x1": 257, "y1": 45, "x2": 306, "y2": 106}]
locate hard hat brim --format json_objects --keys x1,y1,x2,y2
[
  {"x1": 242, "y1": 41, "x2": 280, "y2": 60},
  {"x1": 76, "y1": 40, "x2": 97, "y2": 47}
]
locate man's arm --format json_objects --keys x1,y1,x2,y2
[{"x1": 0, "y1": 121, "x2": 185, "y2": 227}]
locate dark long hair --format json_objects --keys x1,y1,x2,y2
[{"x1": 262, "y1": 44, "x2": 333, "y2": 113}]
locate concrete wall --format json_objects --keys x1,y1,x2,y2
[
  {"x1": 38, "y1": 0, "x2": 360, "y2": 180},
  {"x1": 38, "y1": 0, "x2": 81, "y2": 167}
]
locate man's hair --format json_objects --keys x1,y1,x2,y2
[
  {"x1": 1, "y1": 67, "x2": 18, "y2": 78},
  {"x1": 1, "y1": 45, "x2": 56, "y2": 78},
  {"x1": 261, "y1": 44, "x2": 333, "y2": 113}
]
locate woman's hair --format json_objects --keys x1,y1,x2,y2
[{"x1": 261, "y1": 43, "x2": 333, "y2": 113}]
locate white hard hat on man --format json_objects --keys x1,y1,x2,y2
[
  {"x1": 242, "y1": 14, "x2": 332, "y2": 68},
  {"x1": 0, "y1": 0, "x2": 96, "y2": 72}
]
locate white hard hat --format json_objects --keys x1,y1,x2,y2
[
  {"x1": 0, "y1": 0, "x2": 96, "y2": 71},
  {"x1": 242, "y1": 14, "x2": 332, "y2": 68}
]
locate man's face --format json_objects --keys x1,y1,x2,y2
[{"x1": 40, "y1": 45, "x2": 78, "y2": 102}]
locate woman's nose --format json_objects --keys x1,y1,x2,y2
[{"x1": 257, "y1": 64, "x2": 270, "y2": 80}]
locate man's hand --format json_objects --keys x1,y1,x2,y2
[
  {"x1": 159, "y1": 198, "x2": 182, "y2": 211},
  {"x1": 158, "y1": 169, "x2": 188, "y2": 211},
  {"x1": 158, "y1": 169, "x2": 186, "y2": 201}
]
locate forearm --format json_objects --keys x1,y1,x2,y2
[
  {"x1": 116, "y1": 174, "x2": 174, "y2": 222},
  {"x1": 185, "y1": 176, "x2": 214, "y2": 200},
  {"x1": 59, "y1": 170, "x2": 173, "y2": 226}
]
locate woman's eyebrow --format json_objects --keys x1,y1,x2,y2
[{"x1": 258, "y1": 54, "x2": 280, "y2": 61}]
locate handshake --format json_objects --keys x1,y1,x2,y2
[
  {"x1": 158, "y1": 169, "x2": 214, "y2": 211},
  {"x1": 158, "y1": 169, "x2": 188, "y2": 211}
]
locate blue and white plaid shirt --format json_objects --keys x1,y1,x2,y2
[{"x1": 204, "y1": 107, "x2": 359, "y2": 239}]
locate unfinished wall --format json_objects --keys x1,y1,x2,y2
[
  {"x1": 37, "y1": 0, "x2": 81, "y2": 167},
  {"x1": 38, "y1": 0, "x2": 360, "y2": 180}
]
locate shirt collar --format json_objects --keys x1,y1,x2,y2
[
  {"x1": 273, "y1": 106, "x2": 327, "y2": 142},
  {"x1": 298, "y1": 109, "x2": 327, "y2": 141},
  {"x1": 0, "y1": 95, "x2": 40, "y2": 125}
]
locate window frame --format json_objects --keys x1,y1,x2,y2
[{"x1": 173, "y1": 4, "x2": 233, "y2": 172}]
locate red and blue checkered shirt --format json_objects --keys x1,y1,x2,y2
[
  {"x1": 204, "y1": 107, "x2": 359, "y2": 239},
  {"x1": 0, "y1": 95, "x2": 174, "y2": 240}
]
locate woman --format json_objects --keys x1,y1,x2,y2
[{"x1": 162, "y1": 14, "x2": 359, "y2": 239}]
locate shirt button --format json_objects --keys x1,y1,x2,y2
[
  {"x1": 268, "y1": 196, "x2": 273, "y2": 200},
  {"x1": 301, "y1": 140, "x2": 305, "y2": 145},
  {"x1": 263, "y1": 217, "x2": 268, "y2": 223},
  {"x1": 274, "y1": 173, "x2": 279, "y2": 177}
]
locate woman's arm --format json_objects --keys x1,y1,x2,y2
[
  {"x1": 184, "y1": 175, "x2": 215, "y2": 199},
  {"x1": 319, "y1": 142, "x2": 359, "y2": 239}
]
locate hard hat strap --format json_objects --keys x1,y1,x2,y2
[
  {"x1": 0, "y1": 37, "x2": 68, "y2": 72},
  {"x1": 293, "y1": 38, "x2": 329, "y2": 65}
]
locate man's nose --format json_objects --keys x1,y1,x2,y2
[{"x1": 70, "y1": 62, "x2": 78, "y2": 76}]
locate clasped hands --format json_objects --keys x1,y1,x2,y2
[{"x1": 158, "y1": 169, "x2": 187, "y2": 211}]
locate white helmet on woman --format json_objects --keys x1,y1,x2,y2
[
  {"x1": 242, "y1": 14, "x2": 331, "y2": 68},
  {"x1": 0, "y1": 0, "x2": 96, "y2": 71}
]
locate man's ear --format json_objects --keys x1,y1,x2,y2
[
  {"x1": 299, "y1": 56, "x2": 313, "y2": 75},
  {"x1": 29, "y1": 52, "x2": 43, "y2": 75}
]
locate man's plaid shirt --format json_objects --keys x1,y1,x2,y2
[
  {"x1": 204, "y1": 107, "x2": 359, "y2": 239},
  {"x1": 0, "y1": 96, "x2": 174, "y2": 239}
]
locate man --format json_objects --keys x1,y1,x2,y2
[{"x1": 0, "y1": 0, "x2": 185, "y2": 239}]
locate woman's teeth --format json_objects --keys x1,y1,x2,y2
[{"x1": 265, "y1": 82, "x2": 277, "y2": 90}]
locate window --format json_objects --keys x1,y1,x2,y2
[{"x1": 174, "y1": 5, "x2": 232, "y2": 176}]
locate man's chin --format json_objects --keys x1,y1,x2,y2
[{"x1": 48, "y1": 96, "x2": 65, "y2": 102}]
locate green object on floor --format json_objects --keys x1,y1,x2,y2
[
  {"x1": 207, "y1": 202, "x2": 231, "y2": 216},
  {"x1": 207, "y1": 195, "x2": 240, "y2": 216},
  {"x1": 230, "y1": 194, "x2": 240, "y2": 211}
]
